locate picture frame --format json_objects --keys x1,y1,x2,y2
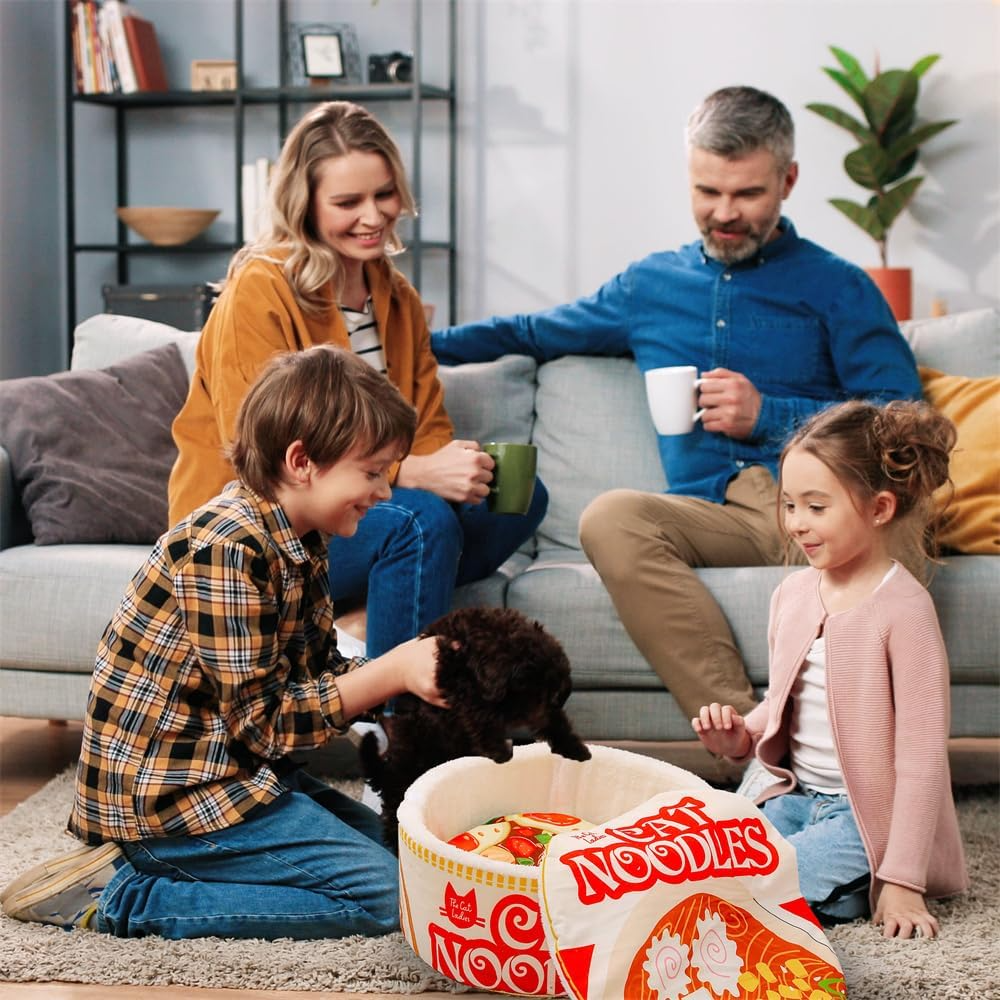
[
  {"x1": 302, "y1": 32, "x2": 344, "y2": 80},
  {"x1": 190, "y1": 59, "x2": 237, "y2": 91},
  {"x1": 286, "y1": 23, "x2": 363, "y2": 87}
]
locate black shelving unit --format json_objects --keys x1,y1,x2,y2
[{"x1": 64, "y1": 0, "x2": 458, "y2": 348}]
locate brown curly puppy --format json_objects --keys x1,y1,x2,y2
[{"x1": 360, "y1": 606, "x2": 591, "y2": 849}]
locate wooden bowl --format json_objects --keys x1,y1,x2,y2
[{"x1": 116, "y1": 206, "x2": 220, "y2": 246}]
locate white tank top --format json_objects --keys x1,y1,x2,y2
[{"x1": 340, "y1": 297, "x2": 386, "y2": 374}]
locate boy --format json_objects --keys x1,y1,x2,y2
[{"x1": 2, "y1": 346, "x2": 446, "y2": 940}]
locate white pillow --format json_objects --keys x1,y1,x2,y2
[
  {"x1": 900, "y1": 308, "x2": 999, "y2": 378},
  {"x1": 71, "y1": 314, "x2": 200, "y2": 377}
]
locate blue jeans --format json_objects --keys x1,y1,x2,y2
[
  {"x1": 96, "y1": 770, "x2": 397, "y2": 940},
  {"x1": 328, "y1": 481, "x2": 549, "y2": 657},
  {"x1": 762, "y1": 788, "x2": 871, "y2": 924}
]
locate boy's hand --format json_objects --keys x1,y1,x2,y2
[
  {"x1": 691, "y1": 702, "x2": 752, "y2": 758},
  {"x1": 336, "y1": 636, "x2": 449, "y2": 719},
  {"x1": 400, "y1": 635, "x2": 449, "y2": 708},
  {"x1": 874, "y1": 884, "x2": 939, "y2": 939}
]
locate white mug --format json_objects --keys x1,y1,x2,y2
[{"x1": 644, "y1": 365, "x2": 704, "y2": 435}]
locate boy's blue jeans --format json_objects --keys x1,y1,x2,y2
[
  {"x1": 328, "y1": 481, "x2": 549, "y2": 657},
  {"x1": 96, "y1": 770, "x2": 397, "y2": 940},
  {"x1": 762, "y1": 788, "x2": 871, "y2": 924}
]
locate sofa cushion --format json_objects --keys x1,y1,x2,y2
[
  {"x1": 532, "y1": 356, "x2": 666, "y2": 551},
  {"x1": 72, "y1": 313, "x2": 201, "y2": 376},
  {"x1": 437, "y1": 354, "x2": 537, "y2": 446},
  {"x1": 920, "y1": 367, "x2": 1000, "y2": 555},
  {"x1": 0, "y1": 342, "x2": 188, "y2": 545},
  {"x1": 901, "y1": 308, "x2": 999, "y2": 377}
]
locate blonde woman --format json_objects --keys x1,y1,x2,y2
[{"x1": 169, "y1": 101, "x2": 547, "y2": 657}]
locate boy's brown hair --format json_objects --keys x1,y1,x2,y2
[{"x1": 228, "y1": 346, "x2": 417, "y2": 499}]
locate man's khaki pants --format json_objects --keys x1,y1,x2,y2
[{"x1": 579, "y1": 466, "x2": 800, "y2": 721}]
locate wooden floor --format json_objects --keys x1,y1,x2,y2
[{"x1": 1, "y1": 716, "x2": 997, "y2": 999}]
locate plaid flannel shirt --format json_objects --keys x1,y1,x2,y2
[{"x1": 69, "y1": 482, "x2": 361, "y2": 845}]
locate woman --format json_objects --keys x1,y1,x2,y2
[{"x1": 168, "y1": 101, "x2": 547, "y2": 656}]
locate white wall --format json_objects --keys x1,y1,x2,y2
[{"x1": 452, "y1": 0, "x2": 1000, "y2": 323}]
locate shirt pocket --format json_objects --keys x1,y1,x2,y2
[{"x1": 737, "y1": 315, "x2": 824, "y2": 383}]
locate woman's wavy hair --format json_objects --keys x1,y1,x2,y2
[
  {"x1": 223, "y1": 101, "x2": 416, "y2": 313},
  {"x1": 228, "y1": 345, "x2": 416, "y2": 500},
  {"x1": 778, "y1": 399, "x2": 957, "y2": 565}
]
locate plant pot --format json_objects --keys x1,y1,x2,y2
[{"x1": 865, "y1": 266, "x2": 912, "y2": 322}]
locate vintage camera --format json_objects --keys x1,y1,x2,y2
[{"x1": 368, "y1": 51, "x2": 414, "y2": 84}]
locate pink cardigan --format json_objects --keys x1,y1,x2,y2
[{"x1": 742, "y1": 565, "x2": 968, "y2": 906}]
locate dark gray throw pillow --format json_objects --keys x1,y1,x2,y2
[{"x1": 0, "y1": 341, "x2": 189, "y2": 545}]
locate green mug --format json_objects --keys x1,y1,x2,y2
[{"x1": 483, "y1": 442, "x2": 537, "y2": 515}]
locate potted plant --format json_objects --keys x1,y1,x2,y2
[{"x1": 806, "y1": 46, "x2": 956, "y2": 320}]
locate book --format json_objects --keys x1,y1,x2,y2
[
  {"x1": 241, "y1": 163, "x2": 258, "y2": 242},
  {"x1": 103, "y1": 1, "x2": 138, "y2": 93},
  {"x1": 122, "y1": 9, "x2": 168, "y2": 91}
]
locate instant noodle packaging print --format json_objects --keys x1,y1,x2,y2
[
  {"x1": 540, "y1": 789, "x2": 847, "y2": 1000},
  {"x1": 395, "y1": 745, "x2": 846, "y2": 999}
]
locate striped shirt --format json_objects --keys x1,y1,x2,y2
[
  {"x1": 68, "y1": 481, "x2": 362, "y2": 845},
  {"x1": 341, "y1": 297, "x2": 386, "y2": 373}
]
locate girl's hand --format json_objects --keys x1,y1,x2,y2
[
  {"x1": 873, "y1": 884, "x2": 939, "y2": 939},
  {"x1": 396, "y1": 440, "x2": 493, "y2": 503},
  {"x1": 691, "y1": 703, "x2": 752, "y2": 758}
]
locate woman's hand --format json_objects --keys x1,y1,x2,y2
[
  {"x1": 691, "y1": 702, "x2": 753, "y2": 758},
  {"x1": 396, "y1": 439, "x2": 494, "y2": 503},
  {"x1": 873, "y1": 883, "x2": 939, "y2": 939}
]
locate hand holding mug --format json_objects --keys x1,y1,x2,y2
[{"x1": 697, "y1": 368, "x2": 762, "y2": 440}]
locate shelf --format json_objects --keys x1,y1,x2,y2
[
  {"x1": 65, "y1": 0, "x2": 458, "y2": 345},
  {"x1": 72, "y1": 82, "x2": 453, "y2": 109},
  {"x1": 73, "y1": 240, "x2": 452, "y2": 256},
  {"x1": 75, "y1": 242, "x2": 238, "y2": 254}
]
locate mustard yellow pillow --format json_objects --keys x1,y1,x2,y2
[{"x1": 919, "y1": 366, "x2": 1000, "y2": 555}]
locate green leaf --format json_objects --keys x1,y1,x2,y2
[
  {"x1": 830, "y1": 197, "x2": 886, "y2": 241},
  {"x1": 886, "y1": 119, "x2": 958, "y2": 163},
  {"x1": 864, "y1": 70, "x2": 918, "y2": 138},
  {"x1": 875, "y1": 177, "x2": 924, "y2": 228},
  {"x1": 845, "y1": 144, "x2": 892, "y2": 190},
  {"x1": 822, "y1": 67, "x2": 866, "y2": 112},
  {"x1": 911, "y1": 54, "x2": 941, "y2": 78},
  {"x1": 805, "y1": 102, "x2": 873, "y2": 144},
  {"x1": 829, "y1": 46, "x2": 869, "y2": 91},
  {"x1": 885, "y1": 151, "x2": 919, "y2": 185}
]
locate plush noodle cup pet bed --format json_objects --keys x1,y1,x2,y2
[{"x1": 396, "y1": 744, "x2": 846, "y2": 999}]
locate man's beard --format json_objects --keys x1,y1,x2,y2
[{"x1": 701, "y1": 211, "x2": 781, "y2": 265}]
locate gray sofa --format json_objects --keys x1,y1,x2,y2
[{"x1": 1, "y1": 309, "x2": 997, "y2": 756}]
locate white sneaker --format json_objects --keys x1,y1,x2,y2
[
  {"x1": 361, "y1": 783, "x2": 384, "y2": 814},
  {"x1": 347, "y1": 720, "x2": 388, "y2": 753}
]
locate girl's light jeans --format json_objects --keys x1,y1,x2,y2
[
  {"x1": 96, "y1": 770, "x2": 397, "y2": 940},
  {"x1": 762, "y1": 787, "x2": 870, "y2": 924}
]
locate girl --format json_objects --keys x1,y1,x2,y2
[
  {"x1": 168, "y1": 101, "x2": 548, "y2": 657},
  {"x1": 693, "y1": 399, "x2": 968, "y2": 938}
]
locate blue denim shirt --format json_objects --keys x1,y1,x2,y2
[{"x1": 432, "y1": 219, "x2": 921, "y2": 502}]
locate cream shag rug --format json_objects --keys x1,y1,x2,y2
[{"x1": 0, "y1": 768, "x2": 996, "y2": 998}]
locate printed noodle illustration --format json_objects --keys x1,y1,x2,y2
[{"x1": 623, "y1": 893, "x2": 846, "y2": 1000}]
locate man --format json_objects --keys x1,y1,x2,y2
[{"x1": 431, "y1": 86, "x2": 921, "y2": 722}]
